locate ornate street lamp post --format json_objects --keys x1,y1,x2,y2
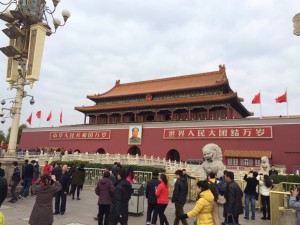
[
  {"x1": 293, "y1": 13, "x2": 300, "y2": 36},
  {"x1": 0, "y1": 0, "x2": 70, "y2": 158}
]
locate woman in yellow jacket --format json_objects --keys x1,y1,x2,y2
[{"x1": 179, "y1": 180, "x2": 214, "y2": 225}]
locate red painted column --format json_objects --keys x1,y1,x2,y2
[
  {"x1": 227, "y1": 106, "x2": 230, "y2": 119},
  {"x1": 107, "y1": 115, "x2": 110, "y2": 124},
  {"x1": 134, "y1": 113, "x2": 137, "y2": 122},
  {"x1": 84, "y1": 115, "x2": 86, "y2": 124},
  {"x1": 206, "y1": 109, "x2": 210, "y2": 119},
  {"x1": 171, "y1": 111, "x2": 174, "y2": 120},
  {"x1": 188, "y1": 109, "x2": 191, "y2": 120},
  {"x1": 120, "y1": 114, "x2": 123, "y2": 123},
  {"x1": 95, "y1": 115, "x2": 98, "y2": 125}
]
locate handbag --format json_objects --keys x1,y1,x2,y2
[
  {"x1": 221, "y1": 215, "x2": 241, "y2": 225},
  {"x1": 217, "y1": 195, "x2": 226, "y2": 205},
  {"x1": 255, "y1": 192, "x2": 259, "y2": 200}
]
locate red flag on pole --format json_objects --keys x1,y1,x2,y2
[
  {"x1": 275, "y1": 91, "x2": 287, "y2": 103},
  {"x1": 60, "y1": 111, "x2": 63, "y2": 124},
  {"x1": 46, "y1": 111, "x2": 52, "y2": 121},
  {"x1": 251, "y1": 92, "x2": 261, "y2": 104},
  {"x1": 36, "y1": 111, "x2": 41, "y2": 119},
  {"x1": 26, "y1": 113, "x2": 32, "y2": 125}
]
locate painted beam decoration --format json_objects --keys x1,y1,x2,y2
[
  {"x1": 49, "y1": 130, "x2": 111, "y2": 140},
  {"x1": 163, "y1": 126, "x2": 272, "y2": 139}
]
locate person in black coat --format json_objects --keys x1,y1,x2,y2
[
  {"x1": 19, "y1": 160, "x2": 35, "y2": 199},
  {"x1": 223, "y1": 171, "x2": 243, "y2": 224},
  {"x1": 109, "y1": 169, "x2": 133, "y2": 225},
  {"x1": 145, "y1": 171, "x2": 161, "y2": 225},
  {"x1": 54, "y1": 165, "x2": 70, "y2": 215},
  {"x1": 0, "y1": 162, "x2": 5, "y2": 177},
  {"x1": 52, "y1": 163, "x2": 62, "y2": 180},
  {"x1": 9, "y1": 161, "x2": 21, "y2": 203},
  {"x1": 0, "y1": 176, "x2": 7, "y2": 207},
  {"x1": 269, "y1": 165, "x2": 279, "y2": 176},
  {"x1": 172, "y1": 170, "x2": 188, "y2": 225}
]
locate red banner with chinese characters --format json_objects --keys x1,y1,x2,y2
[
  {"x1": 163, "y1": 126, "x2": 272, "y2": 139},
  {"x1": 49, "y1": 130, "x2": 111, "y2": 140}
]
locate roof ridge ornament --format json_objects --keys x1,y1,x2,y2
[
  {"x1": 216, "y1": 64, "x2": 227, "y2": 83},
  {"x1": 115, "y1": 80, "x2": 120, "y2": 86}
]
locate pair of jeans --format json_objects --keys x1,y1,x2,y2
[
  {"x1": 174, "y1": 202, "x2": 188, "y2": 225},
  {"x1": 146, "y1": 203, "x2": 158, "y2": 224},
  {"x1": 20, "y1": 178, "x2": 32, "y2": 197},
  {"x1": 55, "y1": 190, "x2": 67, "y2": 213},
  {"x1": 98, "y1": 204, "x2": 110, "y2": 225},
  {"x1": 244, "y1": 194, "x2": 256, "y2": 219},
  {"x1": 157, "y1": 204, "x2": 169, "y2": 225},
  {"x1": 261, "y1": 195, "x2": 270, "y2": 219},
  {"x1": 11, "y1": 185, "x2": 17, "y2": 200}
]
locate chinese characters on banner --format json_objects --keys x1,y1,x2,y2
[
  {"x1": 49, "y1": 130, "x2": 111, "y2": 140},
  {"x1": 163, "y1": 126, "x2": 272, "y2": 139}
]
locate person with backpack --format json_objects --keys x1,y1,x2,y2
[
  {"x1": 217, "y1": 170, "x2": 227, "y2": 196},
  {"x1": 70, "y1": 164, "x2": 86, "y2": 200}
]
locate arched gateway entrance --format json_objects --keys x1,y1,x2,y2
[
  {"x1": 166, "y1": 149, "x2": 180, "y2": 161},
  {"x1": 96, "y1": 148, "x2": 105, "y2": 154},
  {"x1": 128, "y1": 146, "x2": 141, "y2": 156}
]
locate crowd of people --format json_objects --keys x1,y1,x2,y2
[
  {"x1": 0, "y1": 161, "x2": 300, "y2": 225},
  {"x1": 0, "y1": 160, "x2": 87, "y2": 225}
]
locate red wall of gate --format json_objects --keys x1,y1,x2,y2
[{"x1": 19, "y1": 123, "x2": 300, "y2": 172}]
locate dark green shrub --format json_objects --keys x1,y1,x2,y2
[
  {"x1": 271, "y1": 174, "x2": 300, "y2": 184},
  {"x1": 50, "y1": 160, "x2": 166, "y2": 173}
]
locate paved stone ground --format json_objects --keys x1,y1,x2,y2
[{"x1": 0, "y1": 187, "x2": 271, "y2": 225}]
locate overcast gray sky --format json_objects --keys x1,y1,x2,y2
[{"x1": 0, "y1": 0, "x2": 300, "y2": 134}]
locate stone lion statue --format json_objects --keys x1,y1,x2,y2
[
  {"x1": 201, "y1": 143, "x2": 225, "y2": 178},
  {"x1": 259, "y1": 156, "x2": 271, "y2": 174}
]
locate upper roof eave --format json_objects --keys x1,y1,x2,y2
[
  {"x1": 75, "y1": 92, "x2": 239, "y2": 113},
  {"x1": 87, "y1": 65, "x2": 228, "y2": 100}
]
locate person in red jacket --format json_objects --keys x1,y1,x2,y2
[
  {"x1": 43, "y1": 161, "x2": 51, "y2": 175},
  {"x1": 155, "y1": 174, "x2": 169, "y2": 225}
]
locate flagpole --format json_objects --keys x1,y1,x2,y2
[
  {"x1": 286, "y1": 88, "x2": 289, "y2": 118},
  {"x1": 39, "y1": 117, "x2": 41, "y2": 127},
  {"x1": 259, "y1": 90, "x2": 262, "y2": 118}
]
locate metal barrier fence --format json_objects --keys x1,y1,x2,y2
[
  {"x1": 270, "y1": 182, "x2": 299, "y2": 225},
  {"x1": 84, "y1": 168, "x2": 153, "y2": 187}
]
